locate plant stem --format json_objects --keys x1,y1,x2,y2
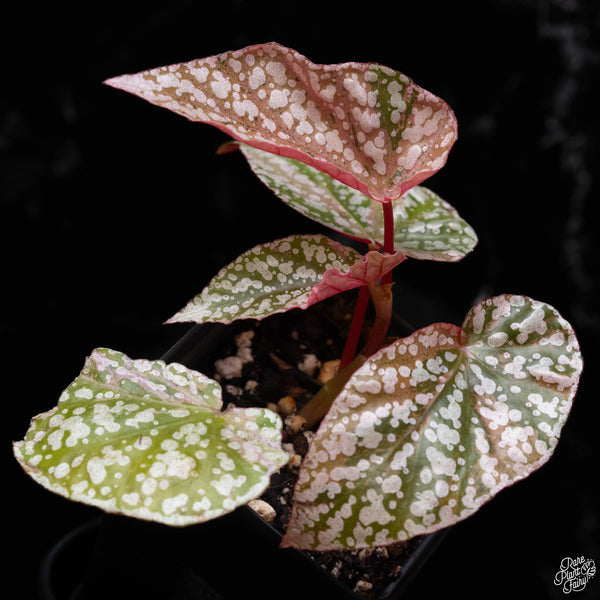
[
  {"x1": 382, "y1": 198, "x2": 394, "y2": 285},
  {"x1": 299, "y1": 200, "x2": 397, "y2": 428},
  {"x1": 299, "y1": 353, "x2": 368, "y2": 429},
  {"x1": 367, "y1": 198, "x2": 395, "y2": 348},
  {"x1": 363, "y1": 281, "x2": 394, "y2": 357},
  {"x1": 339, "y1": 285, "x2": 370, "y2": 370},
  {"x1": 298, "y1": 282, "x2": 393, "y2": 429}
]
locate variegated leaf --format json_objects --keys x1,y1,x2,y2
[
  {"x1": 104, "y1": 42, "x2": 457, "y2": 202},
  {"x1": 282, "y1": 295, "x2": 582, "y2": 550},
  {"x1": 167, "y1": 234, "x2": 405, "y2": 324},
  {"x1": 13, "y1": 348, "x2": 289, "y2": 526},
  {"x1": 238, "y1": 143, "x2": 477, "y2": 262}
]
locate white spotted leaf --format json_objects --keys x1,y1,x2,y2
[
  {"x1": 104, "y1": 42, "x2": 457, "y2": 202},
  {"x1": 282, "y1": 295, "x2": 582, "y2": 550},
  {"x1": 13, "y1": 348, "x2": 289, "y2": 526},
  {"x1": 237, "y1": 143, "x2": 477, "y2": 262},
  {"x1": 167, "y1": 234, "x2": 405, "y2": 324}
]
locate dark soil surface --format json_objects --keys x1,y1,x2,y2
[{"x1": 208, "y1": 294, "x2": 427, "y2": 598}]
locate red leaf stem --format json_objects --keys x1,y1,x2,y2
[
  {"x1": 383, "y1": 198, "x2": 394, "y2": 254},
  {"x1": 382, "y1": 198, "x2": 395, "y2": 285},
  {"x1": 339, "y1": 285, "x2": 370, "y2": 370}
]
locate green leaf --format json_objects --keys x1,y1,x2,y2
[
  {"x1": 104, "y1": 42, "x2": 457, "y2": 202},
  {"x1": 167, "y1": 234, "x2": 405, "y2": 324},
  {"x1": 282, "y1": 295, "x2": 582, "y2": 550},
  {"x1": 238, "y1": 144, "x2": 478, "y2": 262},
  {"x1": 13, "y1": 348, "x2": 289, "y2": 526}
]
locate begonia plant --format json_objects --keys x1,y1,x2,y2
[{"x1": 14, "y1": 43, "x2": 582, "y2": 556}]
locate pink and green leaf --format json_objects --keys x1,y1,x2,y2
[
  {"x1": 13, "y1": 348, "x2": 289, "y2": 526},
  {"x1": 282, "y1": 295, "x2": 582, "y2": 550},
  {"x1": 237, "y1": 143, "x2": 477, "y2": 262},
  {"x1": 167, "y1": 234, "x2": 405, "y2": 324},
  {"x1": 104, "y1": 42, "x2": 457, "y2": 202}
]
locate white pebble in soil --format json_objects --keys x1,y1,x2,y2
[
  {"x1": 215, "y1": 356, "x2": 243, "y2": 379},
  {"x1": 318, "y1": 359, "x2": 340, "y2": 383},
  {"x1": 235, "y1": 330, "x2": 255, "y2": 364},
  {"x1": 285, "y1": 414, "x2": 306, "y2": 434},
  {"x1": 247, "y1": 499, "x2": 276, "y2": 522},
  {"x1": 225, "y1": 384, "x2": 243, "y2": 398},
  {"x1": 297, "y1": 353, "x2": 321, "y2": 377},
  {"x1": 286, "y1": 454, "x2": 302, "y2": 471},
  {"x1": 277, "y1": 396, "x2": 296, "y2": 416},
  {"x1": 354, "y1": 580, "x2": 373, "y2": 593},
  {"x1": 245, "y1": 379, "x2": 258, "y2": 393}
]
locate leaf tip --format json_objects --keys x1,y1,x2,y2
[
  {"x1": 164, "y1": 309, "x2": 191, "y2": 325},
  {"x1": 102, "y1": 75, "x2": 123, "y2": 89},
  {"x1": 102, "y1": 74, "x2": 142, "y2": 96}
]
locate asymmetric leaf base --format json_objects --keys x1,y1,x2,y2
[
  {"x1": 14, "y1": 349, "x2": 289, "y2": 526},
  {"x1": 283, "y1": 294, "x2": 582, "y2": 550}
]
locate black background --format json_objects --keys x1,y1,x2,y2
[{"x1": 3, "y1": 1, "x2": 599, "y2": 598}]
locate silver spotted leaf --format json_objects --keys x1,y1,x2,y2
[
  {"x1": 14, "y1": 348, "x2": 289, "y2": 526},
  {"x1": 282, "y1": 295, "x2": 582, "y2": 550},
  {"x1": 167, "y1": 234, "x2": 405, "y2": 324},
  {"x1": 104, "y1": 42, "x2": 457, "y2": 202},
  {"x1": 238, "y1": 143, "x2": 477, "y2": 262}
]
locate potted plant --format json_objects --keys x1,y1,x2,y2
[{"x1": 14, "y1": 42, "x2": 583, "y2": 599}]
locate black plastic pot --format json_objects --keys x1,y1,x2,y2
[
  {"x1": 39, "y1": 508, "x2": 448, "y2": 600},
  {"x1": 39, "y1": 318, "x2": 449, "y2": 600}
]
